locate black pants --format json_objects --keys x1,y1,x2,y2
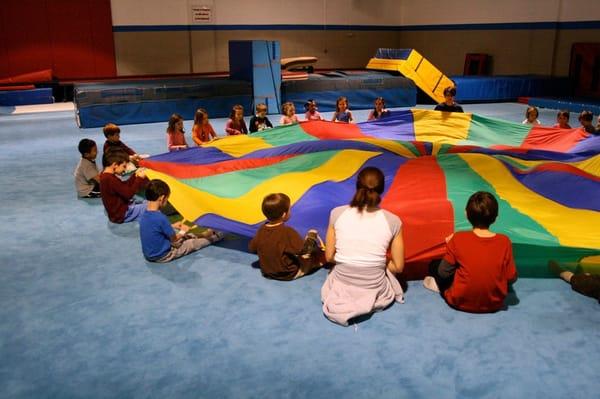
[
  {"x1": 571, "y1": 274, "x2": 600, "y2": 302},
  {"x1": 428, "y1": 259, "x2": 456, "y2": 294}
]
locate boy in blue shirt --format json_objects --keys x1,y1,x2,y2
[{"x1": 139, "y1": 179, "x2": 224, "y2": 262}]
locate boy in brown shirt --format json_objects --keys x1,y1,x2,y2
[{"x1": 249, "y1": 193, "x2": 324, "y2": 281}]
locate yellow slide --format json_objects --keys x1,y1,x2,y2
[{"x1": 366, "y1": 49, "x2": 454, "y2": 104}]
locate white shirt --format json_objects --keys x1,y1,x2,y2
[{"x1": 330, "y1": 205, "x2": 401, "y2": 268}]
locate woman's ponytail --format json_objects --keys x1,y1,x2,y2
[{"x1": 349, "y1": 167, "x2": 384, "y2": 211}]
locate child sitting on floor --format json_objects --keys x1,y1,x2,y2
[
  {"x1": 100, "y1": 150, "x2": 149, "y2": 223},
  {"x1": 548, "y1": 261, "x2": 600, "y2": 304},
  {"x1": 434, "y1": 87, "x2": 464, "y2": 113},
  {"x1": 553, "y1": 110, "x2": 571, "y2": 129},
  {"x1": 331, "y1": 96, "x2": 354, "y2": 123},
  {"x1": 522, "y1": 106, "x2": 541, "y2": 125},
  {"x1": 139, "y1": 179, "x2": 224, "y2": 262},
  {"x1": 191, "y1": 108, "x2": 217, "y2": 144},
  {"x1": 367, "y1": 97, "x2": 390, "y2": 121},
  {"x1": 280, "y1": 102, "x2": 299, "y2": 125},
  {"x1": 74, "y1": 138, "x2": 101, "y2": 198},
  {"x1": 423, "y1": 191, "x2": 517, "y2": 313},
  {"x1": 225, "y1": 104, "x2": 248, "y2": 135},
  {"x1": 249, "y1": 103, "x2": 273, "y2": 133},
  {"x1": 249, "y1": 193, "x2": 324, "y2": 281},
  {"x1": 578, "y1": 110, "x2": 597, "y2": 134},
  {"x1": 304, "y1": 99, "x2": 323, "y2": 121},
  {"x1": 102, "y1": 123, "x2": 141, "y2": 163},
  {"x1": 166, "y1": 113, "x2": 188, "y2": 151}
]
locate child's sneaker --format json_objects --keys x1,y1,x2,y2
[
  {"x1": 210, "y1": 231, "x2": 226, "y2": 243},
  {"x1": 301, "y1": 230, "x2": 320, "y2": 258},
  {"x1": 423, "y1": 276, "x2": 440, "y2": 293},
  {"x1": 83, "y1": 190, "x2": 101, "y2": 198},
  {"x1": 548, "y1": 260, "x2": 563, "y2": 276},
  {"x1": 311, "y1": 229, "x2": 325, "y2": 249}
]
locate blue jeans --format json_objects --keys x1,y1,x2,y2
[{"x1": 123, "y1": 201, "x2": 147, "y2": 223}]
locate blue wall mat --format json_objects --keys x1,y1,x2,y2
[
  {"x1": 452, "y1": 75, "x2": 571, "y2": 102},
  {"x1": 528, "y1": 97, "x2": 600, "y2": 115},
  {"x1": 0, "y1": 88, "x2": 53, "y2": 106},
  {"x1": 76, "y1": 96, "x2": 253, "y2": 128}
]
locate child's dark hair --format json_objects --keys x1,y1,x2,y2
[
  {"x1": 194, "y1": 108, "x2": 208, "y2": 125},
  {"x1": 78, "y1": 138, "x2": 96, "y2": 156},
  {"x1": 579, "y1": 110, "x2": 593, "y2": 122},
  {"x1": 261, "y1": 193, "x2": 291, "y2": 221},
  {"x1": 525, "y1": 106, "x2": 539, "y2": 119},
  {"x1": 167, "y1": 113, "x2": 184, "y2": 133},
  {"x1": 373, "y1": 97, "x2": 385, "y2": 118},
  {"x1": 230, "y1": 104, "x2": 244, "y2": 120},
  {"x1": 335, "y1": 96, "x2": 348, "y2": 113},
  {"x1": 557, "y1": 110, "x2": 570, "y2": 120},
  {"x1": 466, "y1": 191, "x2": 498, "y2": 229},
  {"x1": 443, "y1": 87, "x2": 457, "y2": 97},
  {"x1": 103, "y1": 149, "x2": 129, "y2": 167},
  {"x1": 103, "y1": 123, "x2": 120, "y2": 138},
  {"x1": 350, "y1": 167, "x2": 385, "y2": 211},
  {"x1": 145, "y1": 179, "x2": 171, "y2": 201},
  {"x1": 304, "y1": 99, "x2": 316, "y2": 111}
]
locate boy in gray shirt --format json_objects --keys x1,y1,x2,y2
[{"x1": 74, "y1": 138, "x2": 101, "y2": 198}]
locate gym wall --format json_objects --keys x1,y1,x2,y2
[{"x1": 111, "y1": 0, "x2": 600, "y2": 77}]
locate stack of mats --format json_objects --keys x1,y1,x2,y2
[
  {"x1": 281, "y1": 70, "x2": 416, "y2": 112},
  {"x1": 141, "y1": 110, "x2": 600, "y2": 277},
  {"x1": 0, "y1": 69, "x2": 54, "y2": 106},
  {"x1": 74, "y1": 78, "x2": 252, "y2": 128}
]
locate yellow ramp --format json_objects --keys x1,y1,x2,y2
[{"x1": 366, "y1": 48, "x2": 454, "y2": 104}]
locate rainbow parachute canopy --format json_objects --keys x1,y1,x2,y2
[{"x1": 141, "y1": 110, "x2": 600, "y2": 276}]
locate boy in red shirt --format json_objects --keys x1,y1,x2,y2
[
  {"x1": 100, "y1": 150, "x2": 149, "y2": 223},
  {"x1": 548, "y1": 261, "x2": 600, "y2": 304},
  {"x1": 423, "y1": 191, "x2": 517, "y2": 312}
]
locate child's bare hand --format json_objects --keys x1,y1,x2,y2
[
  {"x1": 179, "y1": 224, "x2": 190, "y2": 233},
  {"x1": 135, "y1": 168, "x2": 146, "y2": 178}
]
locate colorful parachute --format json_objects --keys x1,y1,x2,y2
[{"x1": 141, "y1": 110, "x2": 600, "y2": 276}]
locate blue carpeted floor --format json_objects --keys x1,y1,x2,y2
[{"x1": 0, "y1": 104, "x2": 598, "y2": 399}]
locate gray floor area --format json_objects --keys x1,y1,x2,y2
[{"x1": 0, "y1": 103, "x2": 598, "y2": 399}]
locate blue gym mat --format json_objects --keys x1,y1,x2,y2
[{"x1": 0, "y1": 104, "x2": 598, "y2": 399}]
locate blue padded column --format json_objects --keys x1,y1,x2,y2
[{"x1": 229, "y1": 40, "x2": 281, "y2": 114}]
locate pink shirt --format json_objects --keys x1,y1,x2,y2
[
  {"x1": 192, "y1": 123, "x2": 217, "y2": 144},
  {"x1": 225, "y1": 119, "x2": 248, "y2": 135},
  {"x1": 167, "y1": 130, "x2": 188, "y2": 151},
  {"x1": 552, "y1": 123, "x2": 572, "y2": 129},
  {"x1": 280, "y1": 115, "x2": 299, "y2": 125},
  {"x1": 305, "y1": 111, "x2": 322, "y2": 121}
]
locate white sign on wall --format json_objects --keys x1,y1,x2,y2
[{"x1": 188, "y1": 0, "x2": 214, "y2": 25}]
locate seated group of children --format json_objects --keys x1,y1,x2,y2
[
  {"x1": 164, "y1": 96, "x2": 393, "y2": 151},
  {"x1": 250, "y1": 189, "x2": 599, "y2": 315},
  {"x1": 74, "y1": 123, "x2": 224, "y2": 264},
  {"x1": 74, "y1": 114, "x2": 599, "y2": 312},
  {"x1": 523, "y1": 106, "x2": 600, "y2": 134}
]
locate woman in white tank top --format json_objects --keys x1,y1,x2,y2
[{"x1": 321, "y1": 167, "x2": 405, "y2": 326}]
